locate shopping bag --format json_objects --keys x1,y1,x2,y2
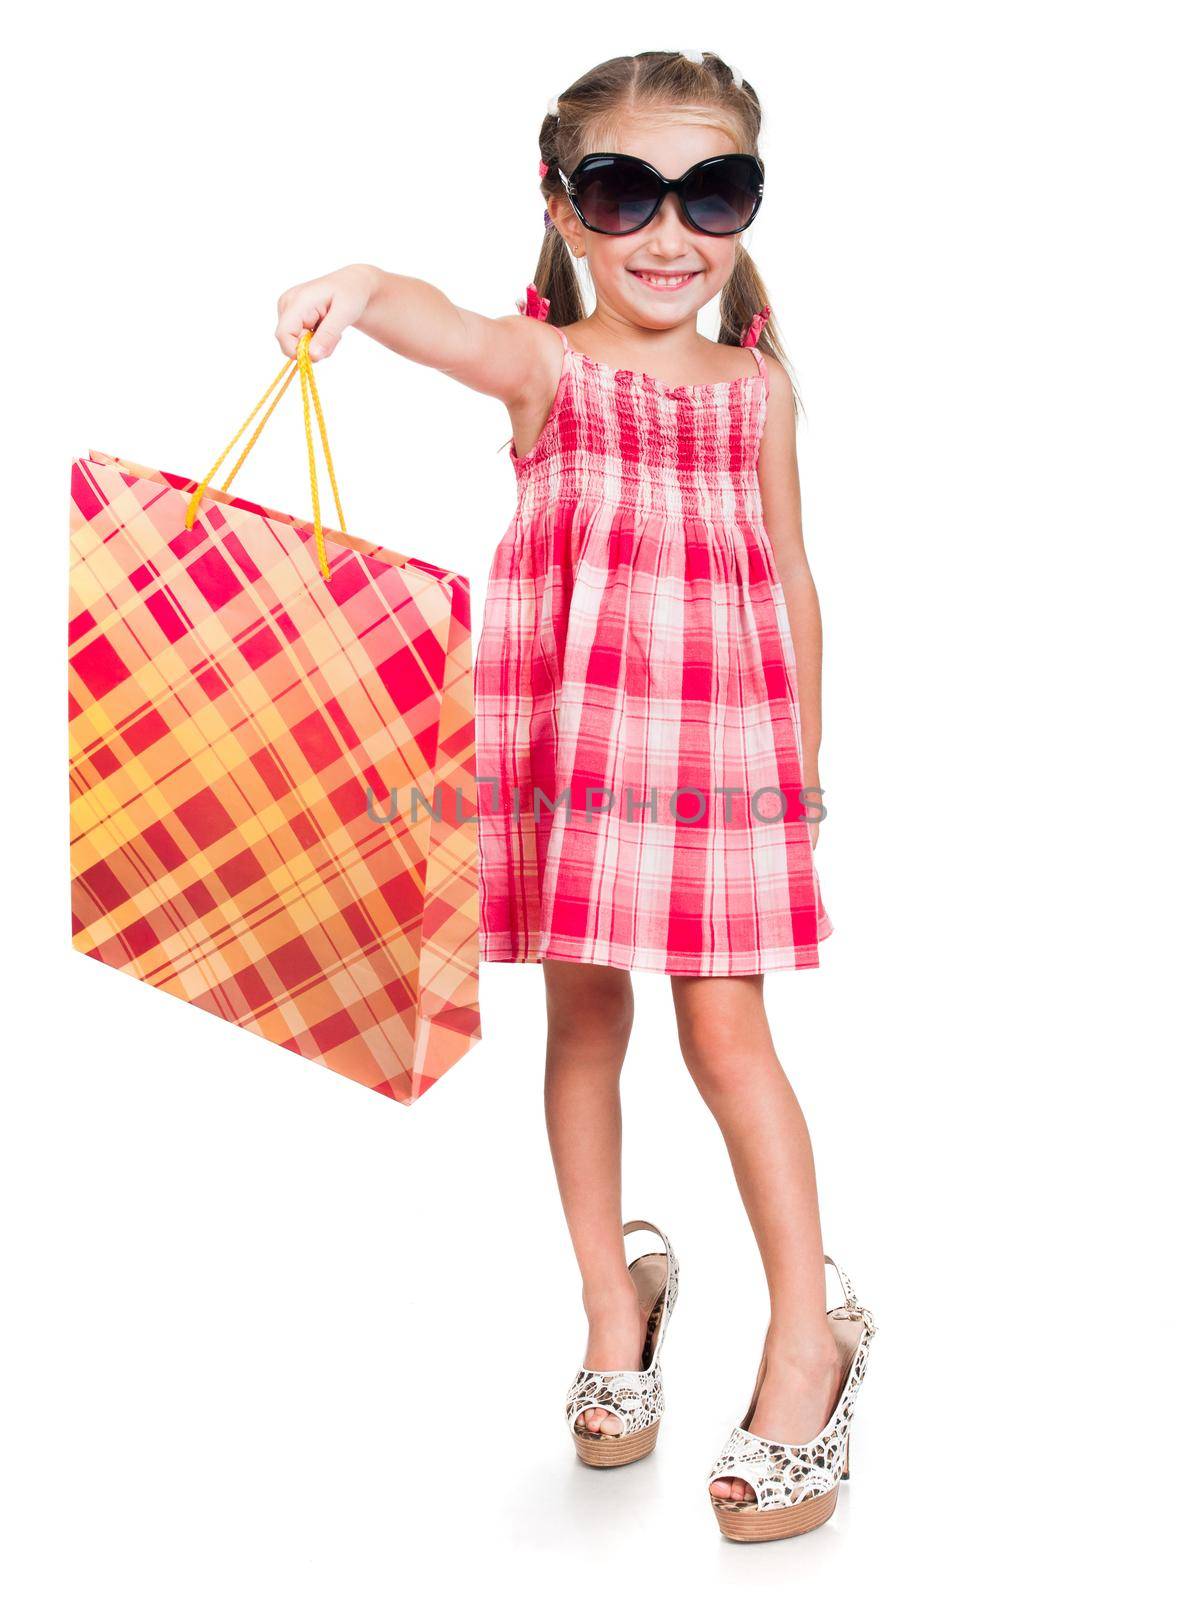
[{"x1": 68, "y1": 332, "x2": 481, "y2": 1104}]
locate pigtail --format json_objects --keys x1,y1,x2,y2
[
  {"x1": 530, "y1": 216, "x2": 584, "y2": 326},
  {"x1": 719, "y1": 245, "x2": 803, "y2": 418},
  {"x1": 529, "y1": 112, "x2": 585, "y2": 325}
]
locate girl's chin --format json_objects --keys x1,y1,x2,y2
[{"x1": 620, "y1": 277, "x2": 713, "y2": 325}]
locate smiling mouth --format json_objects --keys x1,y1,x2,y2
[{"x1": 629, "y1": 270, "x2": 701, "y2": 291}]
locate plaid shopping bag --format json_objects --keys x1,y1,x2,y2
[{"x1": 68, "y1": 332, "x2": 480, "y2": 1104}]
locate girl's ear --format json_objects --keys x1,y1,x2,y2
[{"x1": 552, "y1": 195, "x2": 584, "y2": 256}]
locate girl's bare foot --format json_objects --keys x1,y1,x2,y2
[
  {"x1": 575, "y1": 1281, "x2": 651, "y2": 1436},
  {"x1": 709, "y1": 1336, "x2": 844, "y2": 1501}
]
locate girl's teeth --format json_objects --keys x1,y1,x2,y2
[{"x1": 635, "y1": 272, "x2": 695, "y2": 287}]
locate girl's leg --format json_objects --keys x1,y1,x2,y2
[
  {"x1": 670, "y1": 973, "x2": 843, "y2": 1502},
  {"x1": 542, "y1": 958, "x2": 651, "y2": 1436}
]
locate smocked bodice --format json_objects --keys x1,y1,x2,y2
[{"x1": 510, "y1": 346, "x2": 769, "y2": 526}]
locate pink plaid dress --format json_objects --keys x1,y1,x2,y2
[{"x1": 474, "y1": 286, "x2": 833, "y2": 976}]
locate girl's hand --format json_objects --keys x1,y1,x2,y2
[
  {"x1": 275, "y1": 265, "x2": 378, "y2": 362},
  {"x1": 273, "y1": 265, "x2": 558, "y2": 419}
]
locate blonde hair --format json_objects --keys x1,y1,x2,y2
[{"x1": 534, "y1": 50, "x2": 801, "y2": 412}]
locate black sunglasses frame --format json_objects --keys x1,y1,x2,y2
[{"x1": 556, "y1": 152, "x2": 765, "y2": 238}]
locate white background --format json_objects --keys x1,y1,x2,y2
[{"x1": 4, "y1": 2, "x2": 1182, "y2": 1594}]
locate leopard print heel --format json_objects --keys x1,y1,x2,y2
[
  {"x1": 706, "y1": 1255, "x2": 875, "y2": 1541},
  {"x1": 565, "y1": 1219, "x2": 679, "y2": 1468}
]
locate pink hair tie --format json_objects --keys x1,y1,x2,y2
[
  {"x1": 741, "y1": 304, "x2": 772, "y2": 348},
  {"x1": 515, "y1": 283, "x2": 551, "y2": 321},
  {"x1": 538, "y1": 158, "x2": 550, "y2": 178}
]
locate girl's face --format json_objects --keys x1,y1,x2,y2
[{"x1": 552, "y1": 116, "x2": 745, "y2": 331}]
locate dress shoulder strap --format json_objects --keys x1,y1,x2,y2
[
  {"x1": 741, "y1": 303, "x2": 772, "y2": 395},
  {"x1": 516, "y1": 282, "x2": 570, "y2": 351}
]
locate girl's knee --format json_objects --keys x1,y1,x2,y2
[
  {"x1": 680, "y1": 1039, "x2": 760, "y2": 1100},
  {"x1": 544, "y1": 964, "x2": 634, "y2": 1049},
  {"x1": 674, "y1": 994, "x2": 772, "y2": 1099}
]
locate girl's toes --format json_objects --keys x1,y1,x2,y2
[
  {"x1": 576, "y1": 1405, "x2": 626, "y2": 1436},
  {"x1": 709, "y1": 1476, "x2": 755, "y2": 1501}
]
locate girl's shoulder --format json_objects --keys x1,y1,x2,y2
[
  {"x1": 500, "y1": 287, "x2": 571, "y2": 461},
  {"x1": 486, "y1": 291, "x2": 568, "y2": 411},
  {"x1": 512, "y1": 282, "x2": 571, "y2": 353}
]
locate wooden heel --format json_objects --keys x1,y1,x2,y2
[
  {"x1": 573, "y1": 1417, "x2": 660, "y2": 1468},
  {"x1": 713, "y1": 1484, "x2": 840, "y2": 1542}
]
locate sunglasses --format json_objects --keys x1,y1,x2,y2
[{"x1": 556, "y1": 152, "x2": 765, "y2": 237}]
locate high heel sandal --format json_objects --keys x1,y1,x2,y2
[
  {"x1": 706, "y1": 1256, "x2": 876, "y2": 1542},
  {"x1": 565, "y1": 1219, "x2": 679, "y2": 1468}
]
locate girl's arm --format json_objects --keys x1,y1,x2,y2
[
  {"x1": 757, "y1": 357, "x2": 825, "y2": 844},
  {"x1": 274, "y1": 262, "x2": 560, "y2": 414}
]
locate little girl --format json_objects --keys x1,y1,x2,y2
[{"x1": 275, "y1": 48, "x2": 874, "y2": 1543}]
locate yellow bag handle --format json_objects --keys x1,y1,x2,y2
[{"x1": 184, "y1": 330, "x2": 345, "y2": 582}]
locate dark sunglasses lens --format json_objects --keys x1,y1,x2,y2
[
  {"x1": 682, "y1": 156, "x2": 762, "y2": 234},
  {"x1": 573, "y1": 158, "x2": 661, "y2": 233}
]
